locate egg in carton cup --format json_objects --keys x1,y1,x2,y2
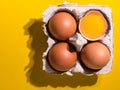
[{"x1": 42, "y1": 2, "x2": 114, "y2": 76}]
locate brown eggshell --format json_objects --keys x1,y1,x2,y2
[
  {"x1": 48, "y1": 11, "x2": 77, "y2": 40},
  {"x1": 48, "y1": 42, "x2": 77, "y2": 71},
  {"x1": 80, "y1": 42, "x2": 110, "y2": 70}
]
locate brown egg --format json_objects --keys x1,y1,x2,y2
[
  {"x1": 80, "y1": 42, "x2": 110, "y2": 70},
  {"x1": 48, "y1": 12, "x2": 77, "y2": 40},
  {"x1": 48, "y1": 42, "x2": 77, "y2": 71}
]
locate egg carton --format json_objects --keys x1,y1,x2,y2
[{"x1": 42, "y1": 2, "x2": 114, "y2": 76}]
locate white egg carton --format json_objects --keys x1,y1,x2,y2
[{"x1": 42, "y1": 2, "x2": 114, "y2": 76}]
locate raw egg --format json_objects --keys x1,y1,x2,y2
[
  {"x1": 48, "y1": 42, "x2": 77, "y2": 71},
  {"x1": 80, "y1": 42, "x2": 110, "y2": 70},
  {"x1": 48, "y1": 11, "x2": 77, "y2": 40},
  {"x1": 79, "y1": 10, "x2": 108, "y2": 40}
]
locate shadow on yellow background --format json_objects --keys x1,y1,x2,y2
[{"x1": 23, "y1": 18, "x2": 98, "y2": 88}]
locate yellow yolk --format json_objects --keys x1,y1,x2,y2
[{"x1": 79, "y1": 10, "x2": 108, "y2": 40}]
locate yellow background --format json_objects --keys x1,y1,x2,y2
[{"x1": 0, "y1": 0, "x2": 120, "y2": 90}]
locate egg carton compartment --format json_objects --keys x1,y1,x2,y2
[{"x1": 42, "y1": 2, "x2": 114, "y2": 76}]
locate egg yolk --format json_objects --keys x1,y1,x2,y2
[{"x1": 79, "y1": 10, "x2": 108, "y2": 40}]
